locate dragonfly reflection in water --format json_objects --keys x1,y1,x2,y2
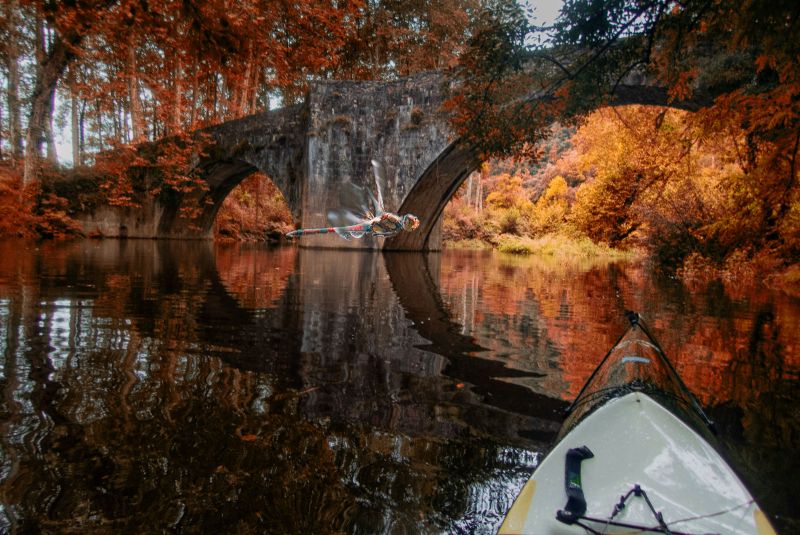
[{"x1": 286, "y1": 159, "x2": 420, "y2": 240}]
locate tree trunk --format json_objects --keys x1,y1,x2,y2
[
  {"x1": 79, "y1": 99, "x2": 86, "y2": 164},
  {"x1": 94, "y1": 99, "x2": 103, "y2": 150},
  {"x1": 4, "y1": 0, "x2": 23, "y2": 164},
  {"x1": 122, "y1": 91, "x2": 130, "y2": 143},
  {"x1": 35, "y1": 15, "x2": 58, "y2": 166},
  {"x1": 477, "y1": 165, "x2": 485, "y2": 212},
  {"x1": 190, "y1": 57, "x2": 199, "y2": 126},
  {"x1": 67, "y1": 66, "x2": 80, "y2": 166},
  {"x1": 24, "y1": 13, "x2": 85, "y2": 184},
  {"x1": 172, "y1": 56, "x2": 183, "y2": 134},
  {"x1": 249, "y1": 70, "x2": 259, "y2": 113},
  {"x1": 46, "y1": 84, "x2": 58, "y2": 165},
  {"x1": 128, "y1": 35, "x2": 145, "y2": 141},
  {"x1": 237, "y1": 45, "x2": 253, "y2": 116},
  {"x1": 112, "y1": 96, "x2": 121, "y2": 142},
  {"x1": 71, "y1": 89, "x2": 80, "y2": 166}
]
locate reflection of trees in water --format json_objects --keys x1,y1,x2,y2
[
  {"x1": 711, "y1": 305, "x2": 800, "y2": 532},
  {"x1": 435, "y1": 251, "x2": 800, "y2": 411},
  {"x1": 433, "y1": 249, "x2": 800, "y2": 533},
  {"x1": 215, "y1": 243, "x2": 297, "y2": 309},
  {"x1": 0, "y1": 241, "x2": 544, "y2": 533},
  {"x1": 2, "y1": 240, "x2": 797, "y2": 532},
  {"x1": 437, "y1": 253, "x2": 642, "y2": 400}
]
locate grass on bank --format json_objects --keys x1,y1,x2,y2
[{"x1": 447, "y1": 233, "x2": 637, "y2": 261}]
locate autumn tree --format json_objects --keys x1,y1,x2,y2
[
  {"x1": 21, "y1": 0, "x2": 121, "y2": 184},
  {"x1": 446, "y1": 0, "x2": 799, "y2": 263},
  {"x1": 1, "y1": 0, "x2": 24, "y2": 164},
  {"x1": 446, "y1": 0, "x2": 548, "y2": 159},
  {"x1": 335, "y1": 0, "x2": 479, "y2": 79},
  {"x1": 531, "y1": 175, "x2": 570, "y2": 234},
  {"x1": 556, "y1": 0, "x2": 798, "y2": 250}
]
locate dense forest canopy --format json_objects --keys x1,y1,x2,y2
[
  {"x1": 0, "y1": 0, "x2": 485, "y2": 179},
  {"x1": 0, "y1": 0, "x2": 798, "y2": 276},
  {"x1": 445, "y1": 0, "x2": 799, "y2": 274}
]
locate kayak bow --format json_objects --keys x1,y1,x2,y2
[{"x1": 499, "y1": 312, "x2": 777, "y2": 535}]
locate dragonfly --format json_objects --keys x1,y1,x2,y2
[{"x1": 286, "y1": 160, "x2": 420, "y2": 240}]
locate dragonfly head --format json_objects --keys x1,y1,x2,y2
[{"x1": 402, "y1": 214, "x2": 420, "y2": 232}]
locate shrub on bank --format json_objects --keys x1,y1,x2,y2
[
  {"x1": 496, "y1": 233, "x2": 636, "y2": 259},
  {"x1": 444, "y1": 238, "x2": 493, "y2": 250},
  {"x1": 0, "y1": 165, "x2": 83, "y2": 240},
  {"x1": 0, "y1": 169, "x2": 37, "y2": 239}
]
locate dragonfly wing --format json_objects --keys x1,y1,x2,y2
[
  {"x1": 334, "y1": 229, "x2": 352, "y2": 240},
  {"x1": 329, "y1": 216, "x2": 355, "y2": 240},
  {"x1": 327, "y1": 210, "x2": 371, "y2": 240},
  {"x1": 332, "y1": 226, "x2": 368, "y2": 240},
  {"x1": 337, "y1": 183, "x2": 374, "y2": 220},
  {"x1": 371, "y1": 160, "x2": 387, "y2": 216},
  {"x1": 327, "y1": 208, "x2": 363, "y2": 227}
]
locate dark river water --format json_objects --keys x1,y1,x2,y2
[{"x1": 0, "y1": 239, "x2": 798, "y2": 534}]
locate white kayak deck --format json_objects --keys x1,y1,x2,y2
[{"x1": 499, "y1": 392, "x2": 776, "y2": 534}]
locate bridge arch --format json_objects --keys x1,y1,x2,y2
[
  {"x1": 387, "y1": 84, "x2": 711, "y2": 251},
  {"x1": 157, "y1": 105, "x2": 307, "y2": 237},
  {"x1": 387, "y1": 141, "x2": 480, "y2": 251}
]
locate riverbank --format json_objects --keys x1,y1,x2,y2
[
  {"x1": 448, "y1": 233, "x2": 636, "y2": 257},
  {"x1": 445, "y1": 233, "x2": 800, "y2": 298}
]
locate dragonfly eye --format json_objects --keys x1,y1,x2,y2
[{"x1": 403, "y1": 214, "x2": 420, "y2": 231}]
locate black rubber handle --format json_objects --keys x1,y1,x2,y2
[{"x1": 556, "y1": 445, "x2": 594, "y2": 524}]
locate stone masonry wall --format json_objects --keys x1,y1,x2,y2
[
  {"x1": 302, "y1": 72, "x2": 454, "y2": 249},
  {"x1": 76, "y1": 73, "x2": 456, "y2": 245}
]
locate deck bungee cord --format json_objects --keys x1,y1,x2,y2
[{"x1": 556, "y1": 444, "x2": 757, "y2": 535}]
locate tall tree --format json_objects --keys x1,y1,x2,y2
[
  {"x1": 126, "y1": 33, "x2": 144, "y2": 141},
  {"x1": 23, "y1": 0, "x2": 117, "y2": 183},
  {"x1": 3, "y1": 0, "x2": 23, "y2": 164},
  {"x1": 67, "y1": 66, "x2": 80, "y2": 166}
]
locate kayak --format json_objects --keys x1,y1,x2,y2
[{"x1": 499, "y1": 312, "x2": 777, "y2": 535}]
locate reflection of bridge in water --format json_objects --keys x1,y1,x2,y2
[
  {"x1": 6, "y1": 240, "x2": 565, "y2": 440},
  {"x1": 1, "y1": 240, "x2": 799, "y2": 532},
  {"x1": 188, "y1": 241, "x2": 568, "y2": 442},
  {"x1": 1, "y1": 239, "x2": 557, "y2": 532}
]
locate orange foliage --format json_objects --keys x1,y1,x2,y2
[
  {"x1": 90, "y1": 133, "x2": 214, "y2": 234},
  {"x1": 33, "y1": 186, "x2": 85, "y2": 239},
  {"x1": 0, "y1": 165, "x2": 82, "y2": 240},
  {"x1": 93, "y1": 146, "x2": 146, "y2": 208},
  {"x1": 444, "y1": 104, "x2": 798, "y2": 275},
  {"x1": 214, "y1": 173, "x2": 293, "y2": 242},
  {"x1": 0, "y1": 166, "x2": 36, "y2": 239}
]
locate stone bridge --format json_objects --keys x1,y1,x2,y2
[{"x1": 79, "y1": 71, "x2": 717, "y2": 251}]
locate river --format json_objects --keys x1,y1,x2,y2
[{"x1": 0, "y1": 240, "x2": 797, "y2": 533}]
